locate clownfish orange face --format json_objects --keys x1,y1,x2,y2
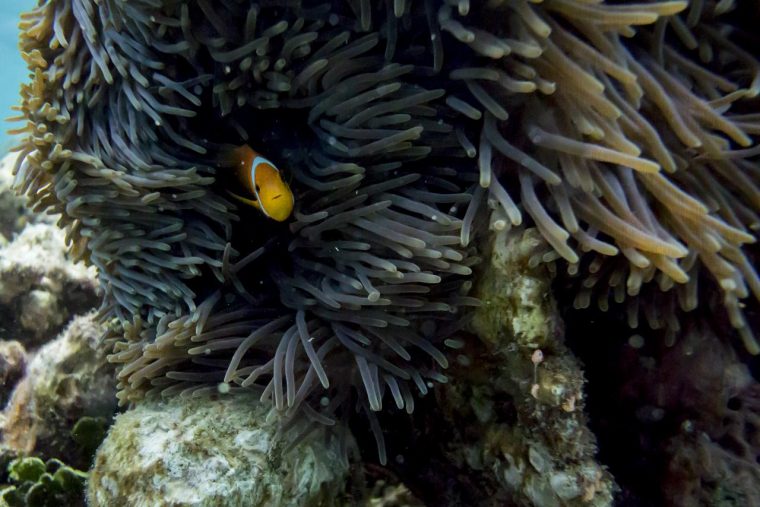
[{"x1": 226, "y1": 145, "x2": 294, "y2": 222}]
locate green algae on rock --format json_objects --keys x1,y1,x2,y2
[
  {"x1": 87, "y1": 393, "x2": 352, "y2": 507},
  {"x1": 472, "y1": 228, "x2": 561, "y2": 352},
  {"x1": 0, "y1": 456, "x2": 87, "y2": 507}
]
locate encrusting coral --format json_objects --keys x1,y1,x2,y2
[{"x1": 11, "y1": 0, "x2": 760, "y2": 464}]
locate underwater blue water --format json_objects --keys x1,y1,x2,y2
[{"x1": 0, "y1": 0, "x2": 35, "y2": 153}]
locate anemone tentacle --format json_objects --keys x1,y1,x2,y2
[{"x1": 13, "y1": 0, "x2": 760, "y2": 460}]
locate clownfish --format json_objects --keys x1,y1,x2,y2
[{"x1": 223, "y1": 145, "x2": 294, "y2": 222}]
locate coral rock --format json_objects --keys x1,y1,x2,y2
[
  {"x1": 1, "y1": 313, "x2": 116, "y2": 469},
  {"x1": 0, "y1": 340, "x2": 26, "y2": 405},
  {"x1": 18, "y1": 290, "x2": 63, "y2": 337},
  {"x1": 0, "y1": 223, "x2": 99, "y2": 346},
  {"x1": 400, "y1": 228, "x2": 615, "y2": 506},
  {"x1": 88, "y1": 394, "x2": 351, "y2": 507}
]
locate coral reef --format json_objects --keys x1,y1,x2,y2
[
  {"x1": 12, "y1": 0, "x2": 759, "y2": 430},
  {"x1": 2, "y1": 149, "x2": 88, "y2": 346},
  {"x1": 466, "y1": 228, "x2": 613, "y2": 506},
  {"x1": 7, "y1": 0, "x2": 760, "y2": 505},
  {"x1": 663, "y1": 385, "x2": 760, "y2": 507},
  {"x1": 0, "y1": 218, "x2": 99, "y2": 347},
  {"x1": 88, "y1": 393, "x2": 352, "y2": 507},
  {"x1": 1, "y1": 313, "x2": 116, "y2": 470},
  {"x1": 559, "y1": 294, "x2": 760, "y2": 506}
]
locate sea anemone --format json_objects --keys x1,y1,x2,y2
[{"x1": 12, "y1": 0, "x2": 760, "y2": 463}]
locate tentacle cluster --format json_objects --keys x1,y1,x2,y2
[
  {"x1": 12, "y1": 0, "x2": 760, "y2": 458},
  {"x1": 443, "y1": 0, "x2": 760, "y2": 351}
]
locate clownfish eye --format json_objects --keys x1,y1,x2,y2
[{"x1": 255, "y1": 184, "x2": 261, "y2": 192}]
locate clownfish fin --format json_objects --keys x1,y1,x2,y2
[{"x1": 226, "y1": 190, "x2": 261, "y2": 211}]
